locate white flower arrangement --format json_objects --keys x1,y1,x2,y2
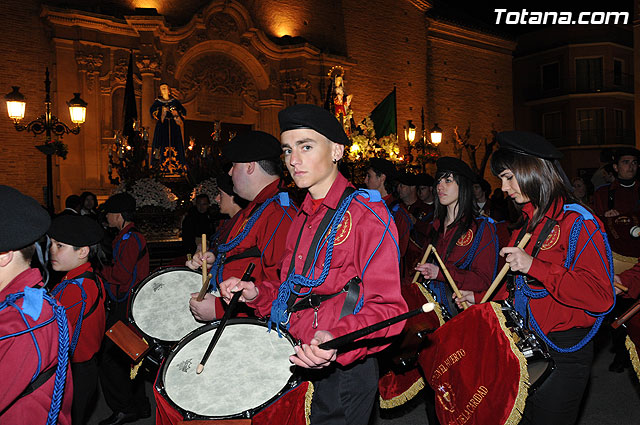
[
  {"x1": 115, "y1": 178, "x2": 178, "y2": 211},
  {"x1": 191, "y1": 177, "x2": 219, "y2": 202}
]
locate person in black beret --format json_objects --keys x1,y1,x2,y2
[
  {"x1": 218, "y1": 104, "x2": 407, "y2": 425},
  {"x1": 415, "y1": 156, "x2": 498, "y2": 316},
  {"x1": 593, "y1": 145, "x2": 639, "y2": 219},
  {"x1": 0, "y1": 185, "x2": 73, "y2": 424},
  {"x1": 461, "y1": 132, "x2": 615, "y2": 425},
  {"x1": 365, "y1": 158, "x2": 412, "y2": 269},
  {"x1": 395, "y1": 171, "x2": 432, "y2": 254},
  {"x1": 98, "y1": 191, "x2": 151, "y2": 425},
  {"x1": 48, "y1": 215, "x2": 106, "y2": 424}
]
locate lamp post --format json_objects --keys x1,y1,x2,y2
[
  {"x1": 430, "y1": 123, "x2": 443, "y2": 146},
  {"x1": 5, "y1": 68, "x2": 87, "y2": 213}
]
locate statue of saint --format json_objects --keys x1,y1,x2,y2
[{"x1": 150, "y1": 83, "x2": 187, "y2": 168}]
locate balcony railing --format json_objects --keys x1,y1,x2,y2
[{"x1": 522, "y1": 72, "x2": 633, "y2": 101}]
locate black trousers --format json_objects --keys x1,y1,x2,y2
[
  {"x1": 99, "y1": 300, "x2": 149, "y2": 415},
  {"x1": 71, "y1": 355, "x2": 98, "y2": 424},
  {"x1": 306, "y1": 357, "x2": 379, "y2": 425},
  {"x1": 520, "y1": 328, "x2": 593, "y2": 425}
]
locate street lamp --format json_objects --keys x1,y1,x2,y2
[
  {"x1": 404, "y1": 120, "x2": 416, "y2": 144},
  {"x1": 4, "y1": 68, "x2": 87, "y2": 213},
  {"x1": 430, "y1": 123, "x2": 443, "y2": 146}
]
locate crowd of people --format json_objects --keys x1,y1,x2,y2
[{"x1": 0, "y1": 103, "x2": 638, "y2": 425}]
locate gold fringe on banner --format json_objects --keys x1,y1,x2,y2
[
  {"x1": 379, "y1": 377, "x2": 425, "y2": 409},
  {"x1": 304, "y1": 382, "x2": 315, "y2": 425},
  {"x1": 416, "y1": 283, "x2": 446, "y2": 326},
  {"x1": 491, "y1": 302, "x2": 530, "y2": 425},
  {"x1": 625, "y1": 336, "x2": 640, "y2": 383}
]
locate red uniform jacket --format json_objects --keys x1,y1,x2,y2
[
  {"x1": 383, "y1": 194, "x2": 411, "y2": 258},
  {"x1": 592, "y1": 180, "x2": 640, "y2": 217},
  {"x1": 53, "y1": 262, "x2": 106, "y2": 363},
  {"x1": 427, "y1": 217, "x2": 498, "y2": 292},
  {"x1": 495, "y1": 201, "x2": 615, "y2": 333},
  {"x1": 250, "y1": 173, "x2": 408, "y2": 366},
  {"x1": 214, "y1": 179, "x2": 295, "y2": 286},
  {"x1": 101, "y1": 223, "x2": 150, "y2": 301},
  {"x1": 619, "y1": 259, "x2": 640, "y2": 300},
  {"x1": 0, "y1": 268, "x2": 73, "y2": 425}
]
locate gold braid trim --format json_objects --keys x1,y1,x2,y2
[
  {"x1": 415, "y1": 283, "x2": 446, "y2": 326},
  {"x1": 490, "y1": 302, "x2": 529, "y2": 425},
  {"x1": 304, "y1": 381, "x2": 314, "y2": 425},
  {"x1": 379, "y1": 376, "x2": 425, "y2": 409},
  {"x1": 625, "y1": 335, "x2": 640, "y2": 383}
]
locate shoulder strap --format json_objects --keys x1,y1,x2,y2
[{"x1": 0, "y1": 365, "x2": 57, "y2": 415}]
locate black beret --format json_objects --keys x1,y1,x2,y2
[
  {"x1": 496, "y1": 131, "x2": 563, "y2": 160},
  {"x1": 396, "y1": 171, "x2": 421, "y2": 186},
  {"x1": 614, "y1": 146, "x2": 640, "y2": 162},
  {"x1": 368, "y1": 158, "x2": 397, "y2": 178},
  {"x1": 278, "y1": 104, "x2": 351, "y2": 146},
  {"x1": 48, "y1": 215, "x2": 104, "y2": 247},
  {"x1": 436, "y1": 157, "x2": 477, "y2": 182},
  {"x1": 0, "y1": 185, "x2": 51, "y2": 251},
  {"x1": 417, "y1": 173, "x2": 435, "y2": 187},
  {"x1": 104, "y1": 192, "x2": 136, "y2": 213},
  {"x1": 216, "y1": 173, "x2": 234, "y2": 197},
  {"x1": 222, "y1": 131, "x2": 281, "y2": 163}
]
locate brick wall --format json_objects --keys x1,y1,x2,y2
[{"x1": 0, "y1": 0, "x2": 54, "y2": 206}]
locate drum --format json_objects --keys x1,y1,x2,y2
[
  {"x1": 605, "y1": 214, "x2": 640, "y2": 258},
  {"x1": 129, "y1": 267, "x2": 219, "y2": 363},
  {"x1": 156, "y1": 318, "x2": 299, "y2": 420},
  {"x1": 418, "y1": 302, "x2": 554, "y2": 425}
]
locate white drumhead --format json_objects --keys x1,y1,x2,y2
[
  {"x1": 164, "y1": 322, "x2": 295, "y2": 417},
  {"x1": 131, "y1": 269, "x2": 218, "y2": 342}
]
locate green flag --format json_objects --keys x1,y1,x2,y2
[{"x1": 369, "y1": 88, "x2": 397, "y2": 138}]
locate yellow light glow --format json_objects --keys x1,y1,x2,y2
[
  {"x1": 350, "y1": 144, "x2": 360, "y2": 154},
  {"x1": 6, "y1": 100, "x2": 25, "y2": 121},
  {"x1": 273, "y1": 22, "x2": 294, "y2": 38}
]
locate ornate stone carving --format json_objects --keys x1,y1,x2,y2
[
  {"x1": 113, "y1": 57, "x2": 129, "y2": 86},
  {"x1": 76, "y1": 51, "x2": 104, "y2": 73},
  {"x1": 177, "y1": 40, "x2": 190, "y2": 55},
  {"x1": 136, "y1": 55, "x2": 161, "y2": 75},
  {"x1": 206, "y1": 13, "x2": 238, "y2": 40},
  {"x1": 179, "y1": 54, "x2": 258, "y2": 116}
]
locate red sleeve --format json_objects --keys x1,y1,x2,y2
[
  {"x1": 54, "y1": 283, "x2": 83, "y2": 329},
  {"x1": 393, "y1": 208, "x2": 411, "y2": 256},
  {"x1": 619, "y1": 259, "x2": 640, "y2": 300},
  {"x1": 527, "y1": 216, "x2": 615, "y2": 313}
]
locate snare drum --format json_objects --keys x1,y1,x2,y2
[
  {"x1": 156, "y1": 318, "x2": 300, "y2": 420},
  {"x1": 129, "y1": 267, "x2": 219, "y2": 362}
]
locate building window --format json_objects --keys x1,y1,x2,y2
[
  {"x1": 614, "y1": 59, "x2": 623, "y2": 86},
  {"x1": 542, "y1": 112, "x2": 562, "y2": 142},
  {"x1": 576, "y1": 108, "x2": 605, "y2": 145},
  {"x1": 541, "y1": 63, "x2": 559, "y2": 91},
  {"x1": 614, "y1": 109, "x2": 626, "y2": 143},
  {"x1": 575, "y1": 58, "x2": 603, "y2": 92}
]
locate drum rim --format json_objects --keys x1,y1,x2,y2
[
  {"x1": 129, "y1": 266, "x2": 202, "y2": 344},
  {"x1": 155, "y1": 317, "x2": 299, "y2": 420}
]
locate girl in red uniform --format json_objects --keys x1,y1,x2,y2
[
  {"x1": 48, "y1": 215, "x2": 106, "y2": 424},
  {"x1": 415, "y1": 157, "x2": 499, "y2": 316},
  {"x1": 460, "y1": 131, "x2": 615, "y2": 425}
]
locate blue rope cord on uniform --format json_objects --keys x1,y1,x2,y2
[
  {"x1": 0, "y1": 291, "x2": 70, "y2": 425},
  {"x1": 209, "y1": 193, "x2": 288, "y2": 291},
  {"x1": 50, "y1": 278, "x2": 87, "y2": 356},
  {"x1": 267, "y1": 189, "x2": 392, "y2": 334},
  {"x1": 514, "y1": 204, "x2": 615, "y2": 353}
]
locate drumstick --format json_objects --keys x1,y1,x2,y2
[
  {"x1": 197, "y1": 263, "x2": 255, "y2": 374},
  {"x1": 480, "y1": 233, "x2": 532, "y2": 304},
  {"x1": 612, "y1": 297, "x2": 640, "y2": 329},
  {"x1": 196, "y1": 234, "x2": 208, "y2": 302},
  {"x1": 318, "y1": 303, "x2": 435, "y2": 351},
  {"x1": 430, "y1": 246, "x2": 469, "y2": 310},
  {"x1": 412, "y1": 244, "x2": 433, "y2": 283},
  {"x1": 614, "y1": 282, "x2": 628, "y2": 292}
]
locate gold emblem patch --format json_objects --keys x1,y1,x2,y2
[
  {"x1": 436, "y1": 382, "x2": 456, "y2": 413},
  {"x1": 456, "y1": 229, "x2": 473, "y2": 247},
  {"x1": 333, "y1": 211, "x2": 352, "y2": 246},
  {"x1": 540, "y1": 225, "x2": 560, "y2": 250}
]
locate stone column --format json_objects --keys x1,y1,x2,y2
[{"x1": 257, "y1": 99, "x2": 286, "y2": 136}]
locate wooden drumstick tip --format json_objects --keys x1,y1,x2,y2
[
  {"x1": 421, "y1": 303, "x2": 435, "y2": 313},
  {"x1": 196, "y1": 364, "x2": 204, "y2": 374}
]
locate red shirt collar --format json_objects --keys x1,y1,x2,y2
[
  {"x1": 63, "y1": 262, "x2": 93, "y2": 281},
  {"x1": 521, "y1": 198, "x2": 566, "y2": 222},
  {"x1": 300, "y1": 173, "x2": 353, "y2": 215},
  {"x1": 1, "y1": 268, "x2": 43, "y2": 297},
  {"x1": 250, "y1": 179, "x2": 282, "y2": 205}
]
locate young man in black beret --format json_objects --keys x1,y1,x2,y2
[
  {"x1": 98, "y1": 192, "x2": 151, "y2": 425},
  {"x1": 593, "y1": 146, "x2": 640, "y2": 219},
  {"x1": 219, "y1": 104, "x2": 408, "y2": 425},
  {"x1": 48, "y1": 215, "x2": 106, "y2": 424},
  {"x1": 0, "y1": 185, "x2": 73, "y2": 424},
  {"x1": 185, "y1": 130, "x2": 296, "y2": 324}
]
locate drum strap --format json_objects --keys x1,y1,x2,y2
[
  {"x1": 289, "y1": 277, "x2": 362, "y2": 320},
  {"x1": 2, "y1": 365, "x2": 56, "y2": 413}
]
